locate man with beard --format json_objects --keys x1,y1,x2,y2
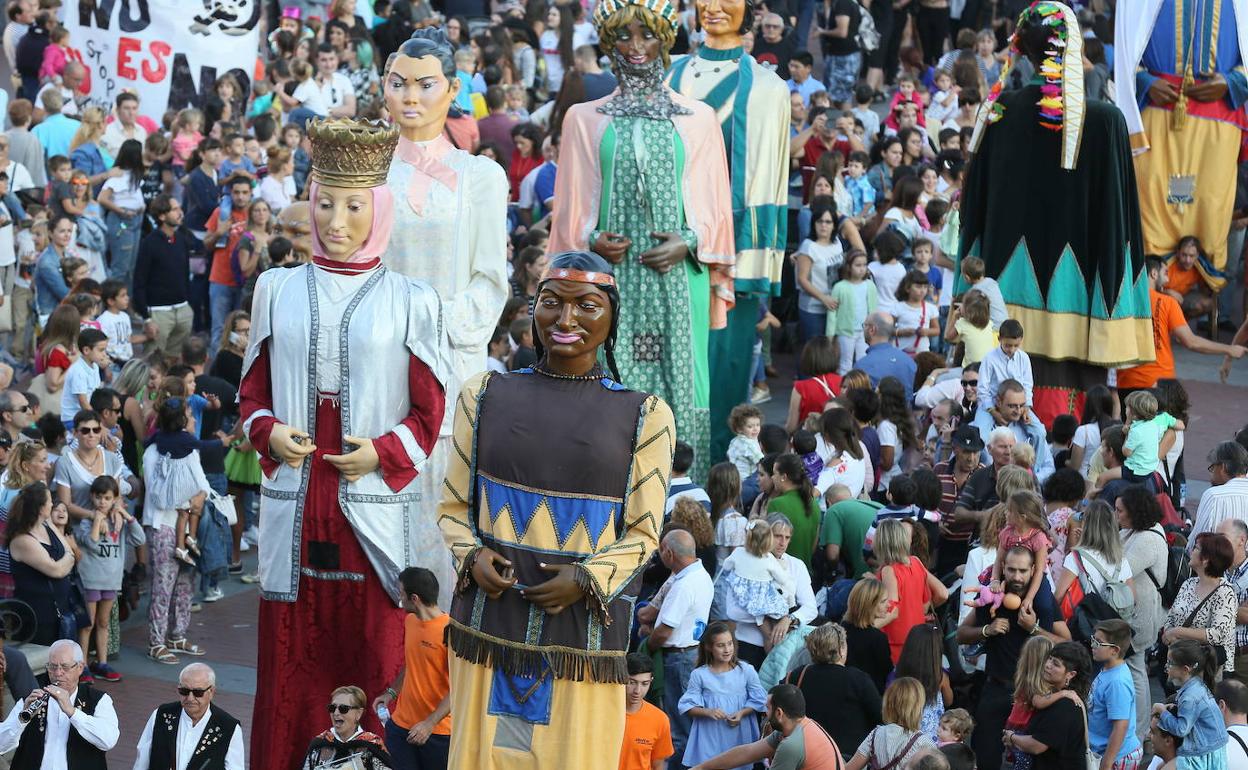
[
  {"x1": 685, "y1": 684, "x2": 840, "y2": 769},
  {"x1": 956, "y1": 546, "x2": 1071, "y2": 770}
]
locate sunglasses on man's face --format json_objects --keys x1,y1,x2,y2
[
  {"x1": 178, "y1": 686, "x2": 212, "y2": 698},
  {"x1": 327, "y1": 703, "x2": 360, "y2": 714},
  {"x1": 78, "y1": 426, "x2": 102, "y2": 435},
  {"x1": 962, "y1": 379, "x2": 978, "y2": 387}
]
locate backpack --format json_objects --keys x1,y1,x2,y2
[
  {"x1": 1076, "y1": 550, "x2": 1135, "y2": 621},
  {"x1": 1142, "y1": 528, "x2": 1189, "y2": 609},
  {"x1": 1064, "y1": 550, "x2": 1131, "y2": 643},
  {"x1": 856, "y1": 4, "x2": 880, "y2": 53}
]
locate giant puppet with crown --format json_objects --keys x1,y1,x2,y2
[{"x1": 238, "y1": 117, "x2": 450, "y2": 770}]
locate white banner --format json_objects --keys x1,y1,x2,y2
[{"x1": 64, "y1": 0, "x2": 262, "y2": 120}]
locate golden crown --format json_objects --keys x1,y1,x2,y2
[{"x1": 307, "y1": 118, "x2": 400, "y2": 188}]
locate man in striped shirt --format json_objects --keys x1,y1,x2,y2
[{"x1": 933, "y1": 425, "x2": 985, "y2": 577}]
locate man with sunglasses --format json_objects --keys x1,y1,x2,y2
[
  {"x1": 0, "y1": 639, "x2": 120, "y2": 768},
  {"x1": 0, "y1": 390, "x2": 31, "y2": 445},
  {"x1": 132, "y1": 662, "x2": 244, "y2": 769}
]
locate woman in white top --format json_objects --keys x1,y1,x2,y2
[
  {"x1": 1054, "y1": 501, "x2": 1135, "y2": 609},
  {"x1": 1067, "y1": 385, "x2": 1115, "y2": 480},
  {"x1": 882, "y1": 176, "x2": 924, "y2": 256},
  {"x1": 958, "y1": 505, "x2": 1007, "y2": 673},
  {"x1": 257, "y1": 145, "x2": 296, "y2": 214},
  {"x1": 97, "y1": 139, "x2": 146, "y2": 287},
  {"x1": 540, "y1": 5, "x2": 575, "y2": 95},
  {"x1": 815, "y1": 408, "x2": 870, "y2": 499},
  {"x1": 794, "y1": 199, "x2": 846, "y2": 346}
]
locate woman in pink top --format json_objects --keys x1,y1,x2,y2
[{"x1": 875, "y1": 519, "x2": 949, "y2": 663}]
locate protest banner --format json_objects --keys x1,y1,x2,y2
[{"x1": 64, "y1": 0, "x2": 262, "y2": 119}]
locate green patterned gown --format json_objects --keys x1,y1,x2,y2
[{"x1": 593, "y1": 116, "x2": 711, "y2": 481}]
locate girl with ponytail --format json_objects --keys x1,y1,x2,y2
[
  {"x1": 765, "y1": 453, "x2": 821, "y2": 570},
  {"x1": 1153, "y1": 638, "x2": 1232, "y2": 764}
]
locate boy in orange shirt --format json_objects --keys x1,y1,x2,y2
[
  {"x1": 372, "y1": 567, "x2": 452, "y2": 769},
  {"x1": 619, "y1": 653, "x2": 674, "y2": 770}
]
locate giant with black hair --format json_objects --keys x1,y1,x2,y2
[
  {"x1": 531, "y1": 251, "x2": 622, "y2": 382},
  {"x1": 394, "y1": 27, "x2": 457, "y2": 80}
]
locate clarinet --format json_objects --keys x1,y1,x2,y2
[{"x1": 18, "y1": 691, "x2": 49, "y2": 724}]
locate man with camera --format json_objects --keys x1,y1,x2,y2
[{"x1": 0, "y1": 639, "x2": 120, "y2": 769}]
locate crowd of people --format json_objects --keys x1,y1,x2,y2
[{"x1": 0, "y1": 0, "x2": 1241, "y2": 768}]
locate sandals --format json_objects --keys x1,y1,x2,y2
[
  {"x1": 148, "y1": 645, "x2": 178, "y2": 664},
  {"x1": 174, "y1": 548, "x2": 196, "y2": 566},
  {"x1": 167, "y1": 638, "x2": 206, "y2": 656},
  {"x1": 186, "y1": 536, "x2": 201, "y2": 557}
]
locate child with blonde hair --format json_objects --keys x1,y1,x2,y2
[
  {"x1": 170, "y1": 109, "x2": 204, "y2": 175},
  {"x1": 937, "y1": 707, "x2": 974, "y2": 746},
  {"x1": 720, "y1": 520, "x2": 794, "y2": 651},
  {"x1": 1010, "y1": 441, "x2": 1036, "y2": 474},
  {"x1": 983, "y1": 490, "x2": 1051, "y2": 614},
  {"x1": 1121, "y1": 389, "x2": 1184, "y2": 485}
]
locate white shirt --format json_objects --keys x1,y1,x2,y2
[
  {"x1": 100, "y1": 172, "x2": 145, "y2": 212},
  {"x1": 0, "y1": 688, "x2": 121, "y2": 768},
  {"x1": 893, "y1": 300, "x2": 937, "y2": 354},
  {"x1": 99, "y1": 120, "x2": 147, "y2": 160},
  {"x1": 1189, "y1": 477, "x2": 1248, "y2": 552},
  {"x1": 913, "y1": 368, "x2": 965, "y2": 410},
  {"x1": 60, "y1": 358, "x2": 101, "y2": 423},
  {"x1": 316, "y1": 71, "x2": 355, "y2": 112},
  {"x1": 725, "y1": 552, "x2": 818, "y2": 647},
  {"x1": 257, "y1": 174, "x2": 295, "y2": 214},
  {"x1": 1071, "y1": 422, "x2": 1101, "y2": 478},
  {"x1": 3, "y1": 21, "x2": 28, "y2": 72},
  {"x1": 35, "y1": 83, "x2": 78, "y2": 117},
  {"x1": 1228, "y1": 724, "x2": 1248, "y2": 768},
  {"x1": 978, "y1": 346, "x2": 1033, "y2": 408},
  {"x1": 868, "y1": 260, "x2": 906, "y2": 307},
  {"x1": 131, "y1": 706, "x2": 246, "y2": 770},
  {"x1": 292, "y1": 79, "x2": 329, "y2": 117},
  {"x1": 655, "y1": 560, "x2": 713, "y2": 648},
  {"x1": 97, "y1": 309, "x2": 133, "y2": 361}
]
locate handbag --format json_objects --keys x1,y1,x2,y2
[
  {"x1": 1077, "y1": 700, "x2": 1099, "y2": 770},
  {"x1": 1154, "y1": 583, "x2": 1231, "y2": 678},
  {"x1": 867, "y1": 728, "x2": 924, "y2": 770}
]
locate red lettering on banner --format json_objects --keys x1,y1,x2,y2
[
  {"x1": 117, "y1": 37, "x2": 139, "y2": 79},
  {"x1": 116, "y1": 37, "x2": 170, "y2": 84},
  {"x1": 144, "y1": 41, "x2": 170, "y2": 83}
]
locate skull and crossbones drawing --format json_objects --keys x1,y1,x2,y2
[{"x1": 189, "y1": 0, "x2": 261, "y2": 36}]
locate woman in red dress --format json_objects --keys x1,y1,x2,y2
[{"x1": 786, "y1": 335, "x2": 843, "y2": 432}]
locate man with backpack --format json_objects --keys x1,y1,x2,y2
[{"x1": 1218, "y1": 518, "x2": 1248, "y2": 686}]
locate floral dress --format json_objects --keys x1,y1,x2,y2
[{"x1": 597, "y1": 115, "x2": 711, "y2": 480}]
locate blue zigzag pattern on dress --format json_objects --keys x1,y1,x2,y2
[{"x1": 481, "y1": 475, "x2": 621, "y2": 548}]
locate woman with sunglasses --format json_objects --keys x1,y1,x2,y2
[
  {"x1": 302, "y1": 686, "x2": 393, "y2": 769},
  {"x1": 51, "y1": 409, "x2": 139, "y2": 524}
]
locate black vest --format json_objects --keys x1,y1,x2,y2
[
  {"x1": 147, "y1": 703, "x2": 241, "y2": 770},
  {"x1": 11, "y1": 684, "x2": 109, "y2": 770}
]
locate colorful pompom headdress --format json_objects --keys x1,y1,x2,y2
[{"x1": 969, "y1": 1, "x2": 1085, "y2": 170}]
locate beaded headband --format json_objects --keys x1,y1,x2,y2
[
  {"x1": 539, "y1": 267, "x2": 617, "y2": 288},
  {"x1": 970, "y1": 1, "x2": 1084, "y2": 170}
]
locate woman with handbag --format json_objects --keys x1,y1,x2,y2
[
  {"x1": 1003, "y1": 641, "x2": 1093, "y2": 770},
  {"x1": 7, "y1": 482, "x2": 77, "y2": 645},
  {"x1": 1151, "y1": 639, "x2": 1230, "y2": 770},
  {"x1": 1116, "y1": 485, "x2": 1169, "y2": 743},
  {"x1": 845, "y1": 677, "x2": 936, "y2": 770},
  {"x1": 1162, "y1": 532, "x2": 1238, "y2": 676}
]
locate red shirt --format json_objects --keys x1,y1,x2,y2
[{"x1": 205, "y1": 207, "x2": 248, "y2": 287}]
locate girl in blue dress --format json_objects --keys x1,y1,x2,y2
[{"x1": 677, "y1": 620, "x2": 769, "y2": 770}]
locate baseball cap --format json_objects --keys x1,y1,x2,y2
[{"x1": 952, "y1": 425, "x2": 984, "y2": 453}]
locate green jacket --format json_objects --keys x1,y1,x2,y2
[{"x1": 826, "y1": 279, "x2": 879, "y2": 338}]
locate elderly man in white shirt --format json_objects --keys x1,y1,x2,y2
[
  {"x1": 1189, "y1": 441, "x2": 1248, "y2": 553},
  {"x1": 0, "y1": 639, "x2": 120, "y2": 769},
  {"x1": 642, "y1": 529, "x2": 713, "y2": 764},
  {"x1": 132, "y1": 663, "x2": 245, "y2": 770}
]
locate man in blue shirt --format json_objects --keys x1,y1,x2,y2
[
  {"x1": 856, "y1": 312, "x2": 917, "y2": 402},
  {"x1": 30, "y1": 89, "x2": 77, "y2": 161}
]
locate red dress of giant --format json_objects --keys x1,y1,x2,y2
[{"x1": 239, "y1": 256, "x2": 445, "y2": 770}]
